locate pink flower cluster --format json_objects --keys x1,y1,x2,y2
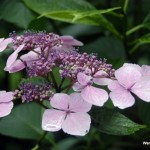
[{"x1": 0, "y1": 31, "x2": 150, "y2": 136}]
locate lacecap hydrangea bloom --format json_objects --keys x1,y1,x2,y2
[{"x1": 0, "y1": 31, "x2": 150, "y2": 136}]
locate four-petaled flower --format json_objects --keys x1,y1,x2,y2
[
  {"x1": 0, "y1": 91, "x2": 14, "y2": 117},
  {"x1": 73, "y1": 72, "x2": 109, "y2": 106},
  {"x1": 42, "y1": 93, "x2": 92, "y2": 136},
  {"x1": 108, "y1": 63, "x2": 150, "y2": 109}
]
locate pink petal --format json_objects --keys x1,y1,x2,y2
[
  {"x1": 0, "y1": 91, "x2": 6, "y2": 94},
  {"x1": 81, "y1": 86, "x2": 108, "y2": 106},
  {"x1": 62, "y1": 112, "x2": 91, "y2": 136},
  {"x1": 77, "y1": 72, "x2": 92, "y2": 86},
  {"x1": 61, "y1": 36, "x2": 83, "y2": 46},
  {"x1": 69, "y1": 93, "x2": 92, "y2": 112},
  {"x1": 110, "y1": 90, "x2": 135, "y2": 109},
  {"x1": 72, "y1": 82, "x2": 84, "y2": 91},
  {"x1": 0, "y1": 38, "x2": 4, "y2": 43},
  {"x1": 4, "y1": 59, "x2": 25, "y2": 73},
  {"x1": 0, "y1": 91, "x2": 13, "y2": 103},
  {"x1": 0, "y1": 101, "x2": 13, "y2": 117},
  {"x1": 0, "y1": 38, "x2": 12, "y2": 52},
  {"x1": 6, "y1": 44, "x2": 24, "y2": 68},
  {"x1": 108, "y1": 80, "x2": 125, "y2": 91},
  {"x1": 115, "y1": 65, "x2": 142, "y2": 89},
  {"x1": 141, "y1": 65, "x2": 150, "y2": 76},
  {"x1": 93, "y1": 71, "x2": 112, "y2": 85},
  {"x1": 21, "y1": 50, "x2": 39, "y2": 63},
  {"x1": 123, "y1": 63, "x2": 141, "y2": 72},
  {"x1": 131, "y1": 77, "x2": 150, "y2": 102},
  {"x1": 51, "y1": 93, "x2": 70, "y2": 110},
  {"x1": 93, "y1": 77, "x2": 112, "y2": 86},
  {"x1": 42, "y1": 109, "x2": 66, "y2": 132}
]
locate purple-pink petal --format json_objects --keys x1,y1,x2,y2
[
  {"x1": 0, "y1": 101, "x2": 13, "y2": 117},
  {"x1": 108, "y1": 80, "x2": 125, "y2": 91},
  {"x1": 42, "y1": 109, "x2": 66, "y2": 132},
  {"x1": 0, "y1": 38, "x2": 12, "y2": 52},
  {"x1": 69, "y1": 93, "x2": 92, "y2": 113},
  {"x1": 123, "y1": 63, "x2": 141, "y2": 72},
  {"x1": 0, "y1": 38, "x2": 4, "y2": 43},
  {"x1": 4, "y1": 59, "x2": 25, "y2": 73},
  {"x1": 61, "y1": 36, "x2": 83, "y2": 46},
  {"x1": 62, "y1": 112, "x2": 91, "y2": 136},
  {"x1": 81, "y1": 86, "x2": 108, "y2": 106},
  {"x1": 109, "y1": 90, "x2": 135, "y2": 109},
  {"x1": 77, "y1": 72, "x2": 92, "y2": 86},
  {"x1": 6, "y1": 44, "x2": 24, "y2": 68},
  {"x1": 93, "y1": 70, "x2": 112, "y2": 85},
  {"x1": 72, "y1": 82, "x2": 84, "y2": 91},
  {"x1": 0, "y1": 91, "x2": 14, "y2": 103},
  {"x1": 115, "y1": 65, "x2": 142, "y2": 89},
  {"x1": 131, "y1": 77, "x2": 150, "y2": 102},
  {"x1": 141, "y1": 65, "x2": 150, "y2": 76},
  {"x1": 50, "y1": 93, "x2": 70, "y2": 110}
]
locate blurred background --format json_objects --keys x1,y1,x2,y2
[{"x1": 0, "y1": 0, "x2": 150, "y2": 149}]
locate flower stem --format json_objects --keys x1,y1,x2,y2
[
  {"x1": 60, "y1": 83, "x2": 73, "y2": 92},
  {"x1": 49, "y1": 72, "x2": 58, "y2": 90},
  {"x1": 58, "y1": 78, "x2": 65, "y2": 91},
  {"x1": 37, "y1": 101, "x2": 49, "y2": 109}
]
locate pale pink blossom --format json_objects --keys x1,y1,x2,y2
[
  {"x1": 108, "y1": 64, "x2": 150, "y2": 109},
  {"x1": 6, "y1": 44, "x2": 25, "y2": 68},
  {"x1": 141, "y1": 65, "x2": 150, "y2": 76},
  {"x1": 0, "y1": 38, "x2": 12, "y2": 52},
  {"x1": 4, "y1": 48, "x2": 39, "y2": 73},
  {"x1": 42, "y1": 93, "x2": 91, "y2": 136},
  {"x1": 0, "y1": 91, "x2": 14, "y2": 117},
  {"x1": 61, "y1": 36, "x2": 83, "y2": 46},
  {"x1": 73, "y1": 72, "x2": 109, "y2": 106}
]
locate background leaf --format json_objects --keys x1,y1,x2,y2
[
  {"x1": 23, "y1": 0, "x2": 121, "y2": 38},
  {"x1": 130, "y1": 33, "x2": 150, "y2": 53},
  {"x1": 0, "y1": 103, "x2": 52, "y2": 140},
  {"x1": 0, "y1": 0, "x2": 35, "y2": 28},
  {"x1": 90, "y1": 107, "x2": 145, "y2": 135}
]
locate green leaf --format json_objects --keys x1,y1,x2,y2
[
  {"x1": 0, "y1": 103, "x2": 52, "y2": 140},
  {"x1": 9, "y1": 72, "x2": 23, "y2": 90},
  {"x1": 143, "y1": 12, "x2": 150, "y2": 29},
  {"x1": 138, "y1": 100, "x2": 150, "y2": 127},
  {"x1": 23, "y1": 0, "x2": 121, "y2": 38},
  {"x1": 90, "y1": 107, "x2": 145, "y2": 135},
  {"x1": 81, "y1": 36, "x2": 125, "y2": 60},
  {"x1": 0, "y1": 0, "x2": 35, "y2": 28},
  {"x1": 130, "y1": 33, "x2": 150, "y2": 53},
  {"x1": 52, "y1": 138, "x2": 79, "y2": 150},
  {"x1": 127, "y1": 12, "x2": 150, "y2": 36}
]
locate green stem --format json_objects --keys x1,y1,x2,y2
[
  {"x1": 126, "y1": 24, "x2": 144, "y2": 36},
  {"x1": 50, "y1": 72, "x2": 58, "y2": 90},
  {"x1": 31, "y1": 132, "x2": 58, "y2": 150},
  {"x1": 58, "y1": 78, "x2": 65, "y2": 91},
  {"x1": 122, "y1": 0, "x2": 135, "y2": 62},
  {"x1": 37, "y1": 101, "x2": 49, "y2": 109},
  {"x1": 60, "y1": 83, "x2": 73, "y2": 92},
  {"x1": 123, "y1": 0, "x2": 129, "y2": 14}
]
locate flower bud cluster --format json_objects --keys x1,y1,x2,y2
[
  {"x1": 19, "y1": 82, "x2": 52, "y2": 102},
  {"x1": 10, "y1": 31, "x2": 62, "y2": 50},
  {"x1": 59, "y1": 52, "x2": 115, "y2": 80}
]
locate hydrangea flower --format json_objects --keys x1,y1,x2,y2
[
  {"x1": 0, "y1": 38, "x2": 12, "y2": 52},
  {"x1": 4, "y1": 48, "x2": 39, "y2": 73},
  {"x1": 0, "y1": 91, "x2": 14, "y2": 117},
  {"x1": 73, "y1": 72, "x2": 109, "y2": 106},
  {"x1": 108, "y1": 63, "x2": 150, "y2": 109},
  {"x1": 42, "y1": 93, "x2": 92, "y2": 136}
]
